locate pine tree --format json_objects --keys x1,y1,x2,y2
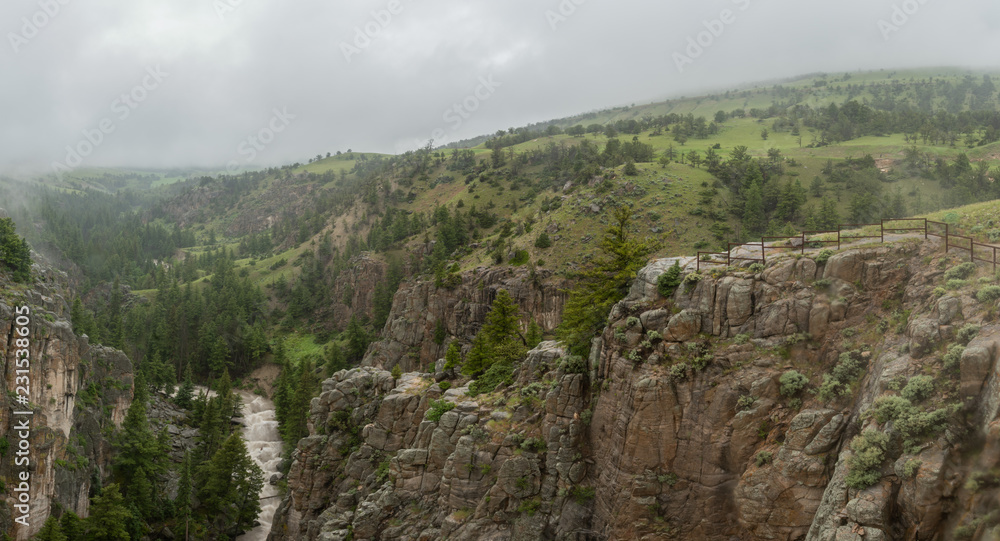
[
  {"x1": 33, "y1": 516, "x2": 67, "y2": 541},
  {"x1": 345, "y1": 315, "x2": 370, "y2": 363},
  {"x1": 113, "y1": 371, "x2": 164, "y2": 520},
  {"x1": 191, "y1": 389, "x2": 208, "y2": 425},
  {"x1": 889, "y1": 188, "x2": 907, "y2": 219},
  {"x1": 462, "y1": 290, "x2": 526, "y2": 375},
  {"x1": 195, "y1": 396, "x2": 223, "y2": 461},
  {"x1": 810, "y1": 176, "x2": 824, "y2": 197},
  {"x1": 819, "y1": 197, "x2": 840, "y2": 229},
  {"x1": 198, "y1": 433, "x2": 264, "y2": 535},
  {"x1": 325, "y1": 343, "x2": 346, "y2": 377},
  {"x1": 463, "y1": 334, "x2": 491, "y2": 375},
  {"x1": 373, "y1": 257, "x2": 403, "y2": 329},
  {"x1": 174, "y1": 363, "x2": 195, "y2": 409},
  {"x1": 175, "y1": 452, "x2": 192, "y2": 540},
  {"x1": 526, "y1": 320, "x2": 542, "y2": 348},
  {"x1": 741, "y1": 160, "x2": 764, "y2": 195},
  {"x1": 775, "y1": 180, "x2": 806, "y2": 222},
  {"x1": 433, "y1": 319, "x2": 447, "y2": 345},
  {"x1": 0, "y1": 217, "x2": 31, "y2": 283},
  {"x1": 59, "y1": 511, "x2": 83, "y2": 541},
  {"x1": 534, "y1": 232, "x2": 552, "y2": 249},
  {"x1": 283, "y1": 359, "x2": 319, "y2": 444},
  {"x1": 742, "y1": 182, "x2": 765, "y2": 237},
  {"x1": 557, "y1": 206, "x2": 654, "y2": 356},
  {"x1": 215, "y1": 369, "x2": 236, "y2": 422},
  {"x1": 70, "y1": 297, "x2": 96, "y2": 339},
  {"x1": 443, "y1": 341, "x2": 462, "y2": 371},
  {"x1": 273, "y1": 357, "x2": 292, "y2": 435},
  {"x1": 801, "y1": 204, "x2": 818, "y2": 231},
  {"x1": 144, "y1": 350, "x2": 175, "y2": 396},
  {"x1": 84, "y1": 484, "x2": 132, "y2": 541},
  {"x1": 104, "y1": 278, "x2": 125, "y2": 349}
]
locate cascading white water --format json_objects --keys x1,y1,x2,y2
[{"x1": 235, "y1": 391, "x2": 283, "y2": 541}]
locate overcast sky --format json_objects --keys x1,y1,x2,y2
[{"x1": 1, "y1": 0, "x2": 999, "y2": 174}]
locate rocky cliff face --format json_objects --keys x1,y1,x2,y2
[
  {"x1": 326, "y1": 255, "x2": 386, "y2": 332},
  {"x1": 273, "y1": 238, "x2": 1000, "y2": 540},
  {"x1": 270, "y1": 341, "x2": 591, "y2": 541},
  {"x1": 0, "y1": 264, "x2": 133, "y2": 540},
  {"x1": 363, "y1": 267, "x2": 568, "y2": 373}
]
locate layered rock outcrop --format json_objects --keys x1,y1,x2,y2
[
  {"x1": 363, "y1": 267, "x2": 568, "y2": 372},
  {"x1": 275, "y1": 238, "x2": 1000, "y2": 540},
  {"x1": 326, "y1": 254, "x2": 387, "y2": 332},
  {"x1": 271, "y1": 342, "x2": 591, "y2": 541},
  {"x1": 0, "y1": 266, "x2": 133, "y2": 539}
]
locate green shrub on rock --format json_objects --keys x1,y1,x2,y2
[
  {"x1": 425, "y1": 399, "x2": 455, "y2": 422},
  {"x1": 943, "y1": 344, "x2": 965, "y2": 371},
  {"x1": 845, "y1": 430, "x2": 889, "y2": 490},
  {"x1": 956, "y1": 324, "x2": 980, "y2": 345},
  {"x1": 817, "y1": 352, "x2": 867, "y2": 402},
  {"x1": 815, "y1": 249, "x2": 835, "y2": 264},
  {"x1": 560, "y1": 355, "x2": 587, "y2": 374},
  {"x1": 657, "y1": 261, "x2": 683, "y2": 298},
  {"x1": 977, "y1": 285, "x2": 1000, "y2": 303},
  {"x1": 900, "y1": 375, "x2": 934, "y2": 402},
  {"x1": 779, "y1": 370, "x2": 809, "y2": 397},
  {"x1": 944, "y1": 262, "x2": 977, "y2": 281}
]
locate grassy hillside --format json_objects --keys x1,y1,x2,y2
[
  {"x1": 13, "y1": 66, "x2": 1000, "y2": 381},
  {"x1": 108, "y1": 68, "x2": 1000, "y2": 307}
]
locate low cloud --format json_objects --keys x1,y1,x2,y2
[{"x1": 1, "y1": 0, "x2": 999, "y2": 172}]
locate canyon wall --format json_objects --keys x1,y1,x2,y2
[{"x1": 272, "y1": 238, "x2": 1000, "y2": 539}]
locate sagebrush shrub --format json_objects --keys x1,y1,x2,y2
[
  {"x1": 944, "y1": 262, "x2": 977, "y2": 281},
  {"x1": 779, "y1": 370, "x2": 808, "y2": 397},
  {"x1": 900, "y1": 375, "x2": 934, "y2": 402},
  {"x1": 845, "y1": 430, "x2": 889, "y2": 490}
]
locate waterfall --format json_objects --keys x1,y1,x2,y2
[{"x1": 235, "y1": 390, "x2": 283, "y2": 541}]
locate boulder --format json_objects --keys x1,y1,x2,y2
[
  {"x1": 664, "y1": 309, "x2": 701, "y2": 342},
  {"x1": 936, "y1": 296, "x2": 963, "y2": 325}
]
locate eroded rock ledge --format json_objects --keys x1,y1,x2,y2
[{"x1": 274, "y1": 239, "x2": 1000, "y2": 540}]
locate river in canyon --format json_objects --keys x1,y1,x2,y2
[{"x1": 235, "y1": 390, "x2": 283, "y2": 541}]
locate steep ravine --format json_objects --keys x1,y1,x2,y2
[{"x1": 272, "y1": 238, "x2": 1000, "y2": 540}]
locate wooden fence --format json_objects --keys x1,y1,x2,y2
[{"x1": 696, "y1": 218, "x2": 1000, "y2": 272}]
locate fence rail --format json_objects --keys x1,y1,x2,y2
[{"x1": 696, "y1": 218, "x2": 1000, "y2": 272}]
